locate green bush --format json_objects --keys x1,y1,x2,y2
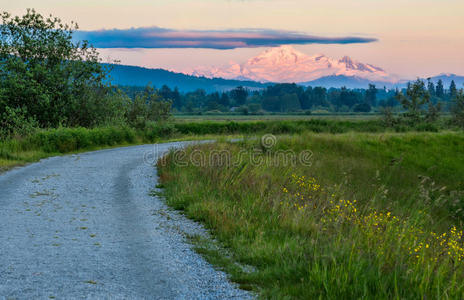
[
  {"x1": 142, "y1": 122, "x2": 177, "y2": 141},
  {"x1": 0, "y1": 106, "x2": 38, "y2": 138},
  {"x1": 27, "y1": 127, "x2": 137, "y2": 153}
]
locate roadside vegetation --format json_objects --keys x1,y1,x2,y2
[
  {"x1": 158, "y1": 132, "x2": 464, "y2": 298},
  {"x1": 1, "y1": 115, "x2": 461, "y2": 172}
]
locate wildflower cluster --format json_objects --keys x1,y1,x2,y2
[
  {"x1": 281, "y1": 174, "x2": 464, "y2": 268},
  {"x1": 281, "y1": 174, "x2": 323, "y2": 210},
  {"x1": 431, "y1": 226, "x2": 464, "y2": 263}
]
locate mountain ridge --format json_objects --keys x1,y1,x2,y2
[
  {"x1": 106, "y1": 62, "x2": 464, "y2": 91},
  {"x1": 186, "y1": 45, "x2": 394, "y2": 84}
]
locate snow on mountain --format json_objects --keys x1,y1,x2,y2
[{"x1": 185, "y1": 45, "x2": 395, "y2": 84}]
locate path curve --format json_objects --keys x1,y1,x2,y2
[{"x1": 0, "y1": 142, "x2": 250, "y2": 299}]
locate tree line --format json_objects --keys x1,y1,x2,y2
[{"x1": 121, "y1": 79, "x2": 462, "y2": 115}]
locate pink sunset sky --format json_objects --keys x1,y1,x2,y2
[{"x1": 3, "y1": 0, "x2": 464, "y2": 79}]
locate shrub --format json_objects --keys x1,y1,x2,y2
[
  {"x1": 0, "y1": 106, "x2": 38, "y2": 138},
  {"x1": 353, "y1": 102, "x2": 372, "y2": 112}
]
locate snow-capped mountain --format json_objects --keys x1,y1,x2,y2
[{"x1": 186, "y1": 45, "x2": 395, "y2": 84}]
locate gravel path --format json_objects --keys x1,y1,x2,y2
[{"x1": 0, "y1": 142, "x2": 251, "y2": 299}]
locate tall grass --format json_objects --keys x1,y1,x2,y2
[
  {"x1": 157, "y1": 132, "x2": 464, "y2": 298},
  {"x1": 173, "y1": 119, "x2": 443, "y2": 135}
]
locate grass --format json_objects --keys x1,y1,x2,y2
[{"x1": 157, "y1": 131, "x2": 464, "y2": 298}]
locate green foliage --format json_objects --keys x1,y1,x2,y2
[
  {"x1": 436, "y1": 79, "x2": 445, "y2": 98},
  {"x1": 451, "y1": 90, "x2": 464, "y2": 128},
  {"x1": 126, "y1": 85, "x2": 172, "y2": 129},
  {"x1": 281, "y1": 93, "x2": 301, "y2": 112},
  {"x1": 0, "y1": 9, "x2": 108, "y2": 128},
  {"x1": 396, "y1": 79, "x2": 430, "y2": 122},
  {"x1": 28, "y1": 126, "x2": 136, "y2": 153},
  {"x1": 230, "y1": 86, "x2": 248, "y2": 106},
  {"x1": 0, "y1": 10, "x2": 172, "y2": 139},
  {"x1": 393, "y1": 79, "x2": 443, "y2": 127},
  {"x1": 353, "y1": 102, "x2": 372, "y2": 112},
  {"x1": 450, "y1": 80, "x2": 458, "y2": 98},
  {"x1": 120, "y1": 80, "x2": 459, "y2": 116},
  {"x1": 0, "y1": 105, "x2": 37, "y2": 137},
  {"x1": 365, "y1": 84, "x2": 377, "y2": 106}
]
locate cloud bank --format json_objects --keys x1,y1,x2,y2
[{"x1": 74, "y1": 27, "x2": 377, "y2": 49}]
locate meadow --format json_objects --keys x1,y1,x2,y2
[{"x1": 157, "y1": 131, "x2": 464, "y2": 298}]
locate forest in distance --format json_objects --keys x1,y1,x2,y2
[{"x1": 119, "y1": 79, "x2": 462, "y2": 115}]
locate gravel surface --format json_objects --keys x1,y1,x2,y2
[{"x1": 0, "y1": 142, "x2": 252, "y2": 299}]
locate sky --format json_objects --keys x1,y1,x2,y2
[{"x1": 2, "y1": 0, "x2": 464, "y2": 79}]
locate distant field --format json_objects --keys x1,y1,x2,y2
[{"x1": 173, "y1": 113, "x2": 381, "y2": 122}]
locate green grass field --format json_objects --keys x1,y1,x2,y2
[{"x1": 158, "y1": 131, "x2": 464, "y2": 298}]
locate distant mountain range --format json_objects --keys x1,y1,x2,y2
[
  {"x1": 301, "y1": 74, "x2": 464, "y2": 89},
  {"x1": 299, "y1": 75, "x2": 396, "y2": 89},
  {"x1": 107, "y1": 64, "x2": 268, "y2": 92},
  {"x1": 106, "y1": 46, "x2": 464, "y2": 91}
]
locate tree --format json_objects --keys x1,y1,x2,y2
[
  {"x1": 365, "y1": 84, "x2": 377, "y2": 107},
  {"x1": 339, "y1": 87, "x2": 360, "y2": 109},
  {"x1": 0, "y1": 9, "x2": 109, "y2": 128},
  {"x1": 451, "y1": 90, "x2": 464, "y2": 127},
  {"x1": 206, "y1": 92, "x2": 221, "y2": 111},
  {"x1": 262, "y1": 95, "x2": 280, "y2": 112},
  {"x1": 126, "y1": 85, "x2": 171, "y2": 128},
  {"x1": 281, "y1": 93, "x2": 301, "y2": 112},
  {"x1": 219, "y1": 93, "x2": 230, "y2": 107},
  {"x1": 427, "y1": 78, "x2": 435, "y2": 97},
  {"x1": 396, "y1": 79, "x2": 431, "y2": 123},
  {"x1": 312, "y1": 87, "x2": 328, "y2": 107},
  {"x1": 450, "y1": 80, "x2": 458, "y2": 99},
  {"x1": 171, "y1": 87, "x2": 182, "y2": 110},
  {"x1": 302, "y1": 86, "x2": 313, "y2": 109},
  {"x1": 436, "y1": 79, "x2": 445, "y2": 98},
  {"x1": 230, "y1": 86, "x2": 248, "y2": 106}
]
